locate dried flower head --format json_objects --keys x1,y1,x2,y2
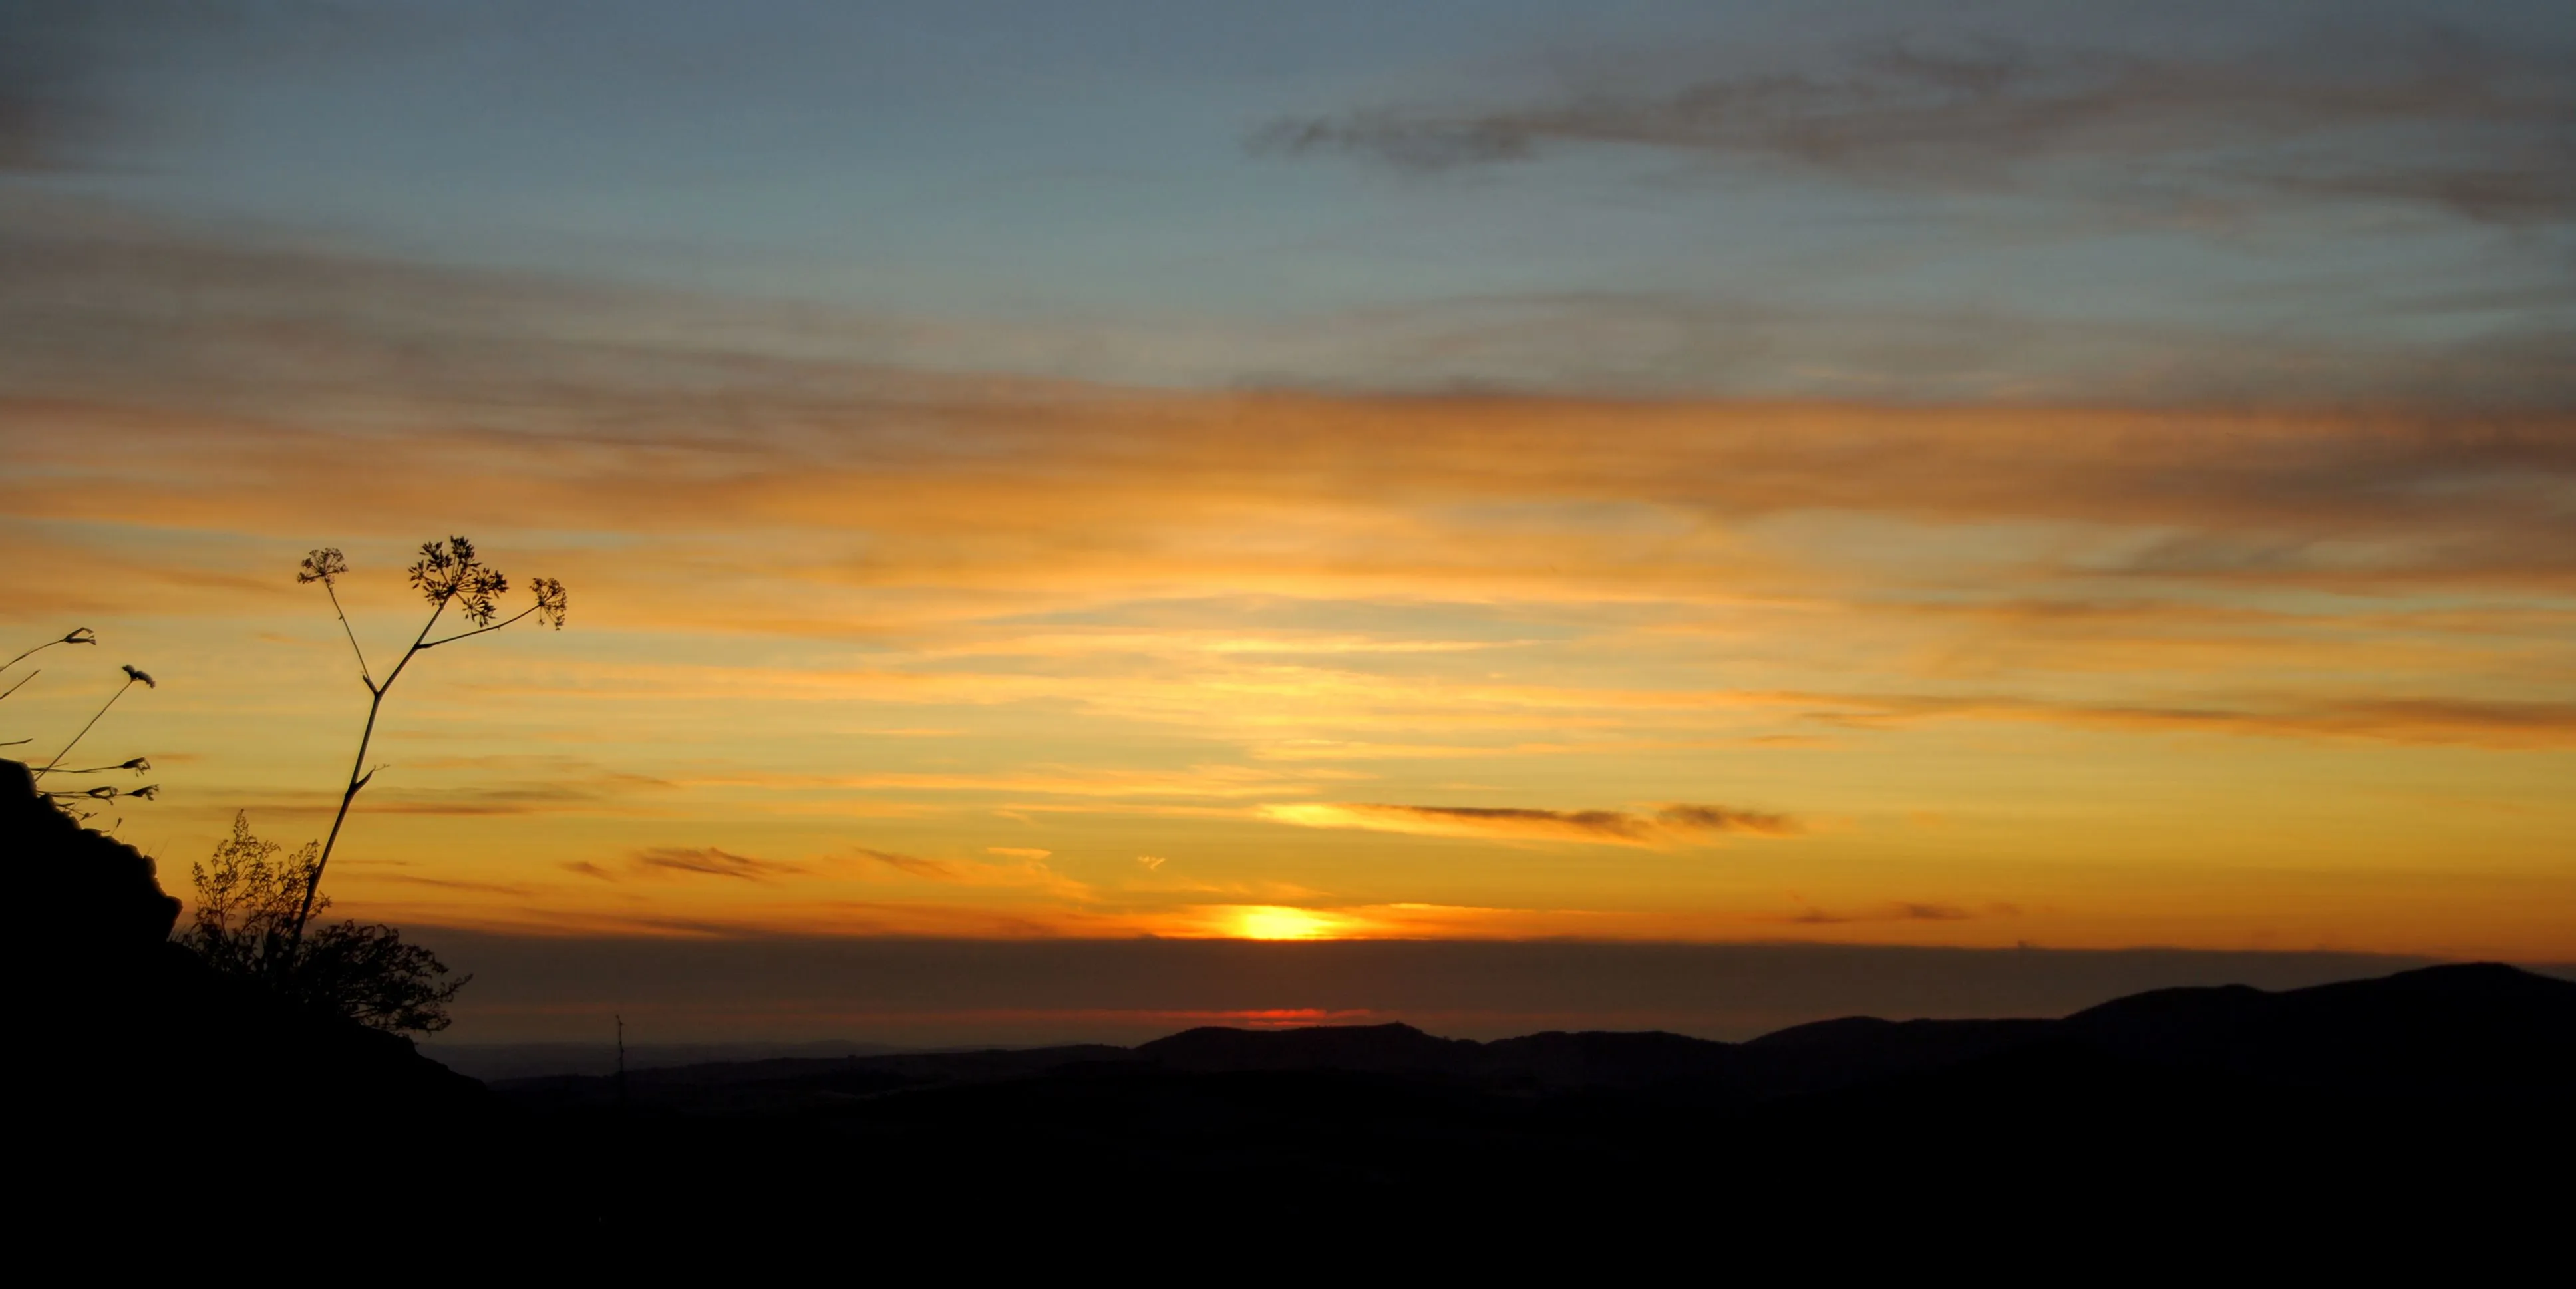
[
  {"x1": 408, "y1": 536, "x2": 512, "y2": 626},
  {"x1": 531, "y1": 578, "x2": 569, "y2": 630},
  {"x1": 123, "y1": 664, "x2": 156, "y2": 689},
  {"x1": 297, "y1": 549, "x2": 348, "y2": 586},
  {"x1": 63, "y1": 628, "x2": 96, "y2": 645}
]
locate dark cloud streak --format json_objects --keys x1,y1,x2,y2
[
  {"x1": 633, "y1": 846, "x2": 797, "y2": 881},
  {"x1": 1255, "y1": 25, "x2": 2576, "y2": 224}
]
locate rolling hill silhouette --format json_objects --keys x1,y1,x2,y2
[
  {"x1": 502, "y1": 961, "x2": 2571, "y2": 1111},
  {"x1": 486, "y1": 960, "x2": 2572, "y2": 1244}
]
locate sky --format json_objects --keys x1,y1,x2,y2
[{"x1": 4, "y1": 1, "x2": 2572, "y2": 1039}]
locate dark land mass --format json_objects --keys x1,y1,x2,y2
[
  {"x1": 420, "y1": 1038, "x2": 917, "y2": 1083},
  {"x1": 13, "y1": 756, "x2": 2571, "y2": 1250},
  {"x1": 470, "y1": 959, "x2": 2574, "y2": 1249}
]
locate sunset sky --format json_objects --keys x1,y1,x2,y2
[{"x1": 5, "y1": 2, "x2": 2571, "y2": 1037}]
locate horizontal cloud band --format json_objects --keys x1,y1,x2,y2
[{"x1": 1264, "y1": 802, "x2": 1798, "y2": 845}]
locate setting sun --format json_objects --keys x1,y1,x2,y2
[{"x1": 1233, "y1": 906, "x2": 1343, "y2": 941}]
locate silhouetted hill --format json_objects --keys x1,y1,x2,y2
[
  {"x1": 2067, "y1": 960, "x2": 2576, "y2": 1096},
  {"x1": 1138, "y1": 1021, "x2": 1482, "y2": 1074},
  {"x1": 486, "y1": 960, "x2": 2573, "y2": 1244},
  {"x1": 422, "y1": 1038, "x2": 916, "y2": 1082},
  {"x1": 496, "y1": 961, "x2": 2573, "y2": 1128},
  {"x1": 1478, "y1": 1028, "x2": 1740, "y2": 1089}
]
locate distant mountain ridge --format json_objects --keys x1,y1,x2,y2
[{"x1": 493, "y1": 961, "x2": 2575, "y2": 1112}]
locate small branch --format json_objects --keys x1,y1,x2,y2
[
  {"x1": 419, "y1": 602, "x2": 541, "y2": 649},
  {"x1": 0, "y1": 671, "x2": 35, "y2": 703}
]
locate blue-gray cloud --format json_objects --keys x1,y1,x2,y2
[{"x1": 1256, "y1": 25, "x2": 2576, "y2": 224}]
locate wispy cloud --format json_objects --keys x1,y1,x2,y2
[
  {"x1": 852, "y1": 847, "x2": 957, "y2": 880},
  {"x1": 1265, "y1": 801, "x2": 1798, "y2": 846},
  {"x1": 1257, "y1": 26, "x2": 2576, "y2": 224},
  {"x1": 1762, "y1": 691, "x2": 2576, "y2": 750},
  {"x1": 1787, "y1": 900, "x2": 2012, "y2": 925},
  {"x1": 850, "y1": 846, "x2": 1092, "y2": 900},
  {"x1": 633, "y1": 846, "x2": 797, "y2": 881}
]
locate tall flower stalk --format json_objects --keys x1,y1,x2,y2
[{"x1": 291, "y1": 537, "x2": 567, "y2": 946}]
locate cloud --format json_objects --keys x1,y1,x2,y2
[
  {"x1": 849, "y1": 848, "x2": 1091, "y2": 900},
  {"x1": 852, "y1": 848, "x2": 955, "y2": 880},
  {"x1": 1264, "y1": 801, "x2": 1798, "y2": 846},
  {"x1": 1136, "y1": 855, "x2": 1168, "y2": 870},
  {"x1": 1653, "y1": 803, "x2": 1800, "y2": 836},
  {"x1": 0, "y1": 2, "x2": 82, "y2": 171},
  {"x1": 1255, "y1": 25, "x2": 2576, "y2": 224},
  {"x1": 1788, "y1": 900, "x2": 2004, "y2": 925},
  {"x1": 0, "y1": 1, "x2": 452, "y2": 174},
  {"x1": 1764, "y1": 691, "x2": 2576, "y2": 750},
  {"x1": 985, "y1": 846, "x2": 1051, "y2": 859},
  {"x1": 632, "y1": 846, "x2": 796, "y2": 881},
  {"x1": 368, "y1": 872, "x2": 536, "y2": 896}
]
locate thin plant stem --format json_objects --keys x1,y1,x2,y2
[
  {"x1": 420, "y1": 600, "x2": 546, "y2": 649},
  {"x1": 3, "y1": 630, "x2": 92, "y2": 675},
  {"x1": 0, "y1": 671, "x2": 35, "y2": 703},
  {"x1": 323, "y1": 582, "x2": 375, "y2": 686},
  {"x1": 291, "y1": 593, "x2": 449, "y2": 946},
  {"x1": 52, "y1": 759, "x2": 150, "y2": 775},
  {"x1": 37, "y1": 677, "x2": 135, "y2": 778}
]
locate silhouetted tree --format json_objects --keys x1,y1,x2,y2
[
  {"x1": 184, "y1": 812, "x2": 468, "y2": 1033},
  {"x1": 292, "y1": 536, "x2": 567, "y2": 947}
]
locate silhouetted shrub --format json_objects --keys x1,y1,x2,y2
[{"x1": 182, "y1": 811, "x2": 468, "y2": 1033}]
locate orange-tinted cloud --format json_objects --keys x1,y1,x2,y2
[
  {"x1": 632, "y1": 846, "x2": 797, "y2": 881},
  {"x1": 1264, "y1": 801, "x2": 1798, "y2": 846}
]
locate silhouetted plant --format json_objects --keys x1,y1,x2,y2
[
  {"x1": 1, "y1": 625, "x2": 96, "y2": 679},
  {"x1": 184, "y1": 812, "x2": 469, "y2": 1033},
  {"x1": 1, "y1": 627, "x2": 96, "y2": 738},
  {"x1": 38, "y1": 663, "x2": 154, "y2": 777},
  {"x1": 292, "y1": 536, "x2": 568, "y2": 947},
  {"x1": 5, "y1": 630, "x2": 159, "y2": 822}
]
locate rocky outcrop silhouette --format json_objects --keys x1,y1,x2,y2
[{"x1": 6, "y1": 759, "x2": 483, "y2": 1152}]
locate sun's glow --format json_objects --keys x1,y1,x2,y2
[{"x1": 1233, "y1": 906, "x2": 1342, "y2": 940}]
